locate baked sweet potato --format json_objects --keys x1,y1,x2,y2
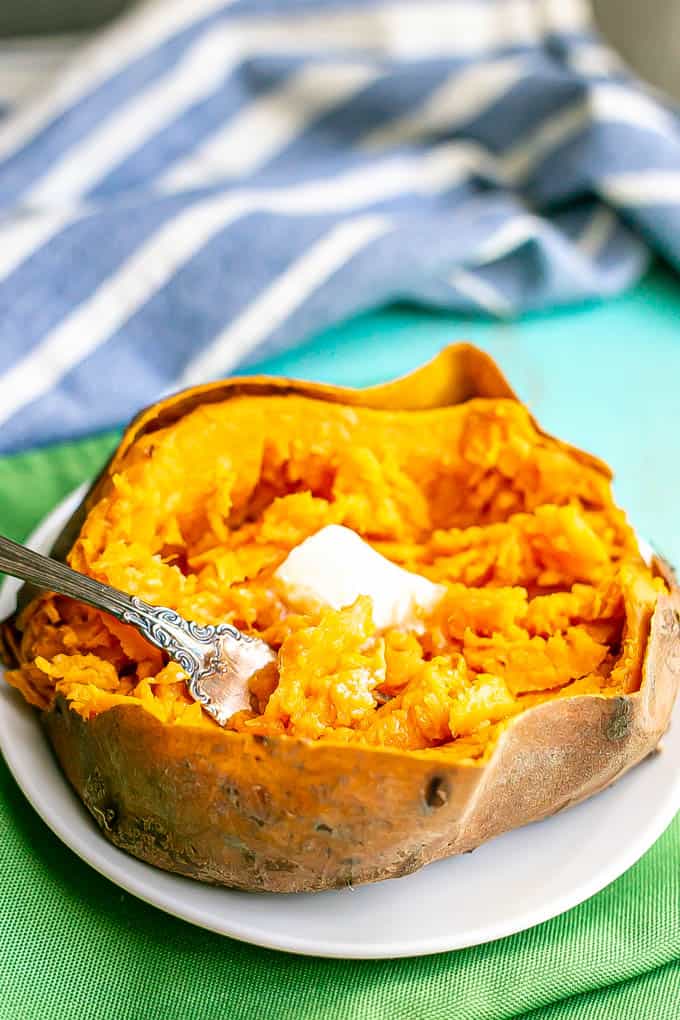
[{"x1": 2, "y1": 344, "x2": 679, "y2": 892}]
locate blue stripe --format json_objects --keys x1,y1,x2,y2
[
  {"x1": 469, "y1": 210, "x2": 646, "y2": 311},
  {"x1": 526, "y1": 122, "x2": 680, "y2": 203},
  {"x1": 465, "y1": 64, "x2": 587, "y2": 152},
  {"x1": 85, "y1": 56, "x2": 299, "y2": 199},
  {"x1": 0, "y1": 211, "x2": 352, "y2": 451},
  {"x1": 622, "y1": 207, "x2": 680, "y2": 270},
  {"x1": 267, "y1": 61, "x2": 453, "y2": 177},
  {"x1": 0, "y1": 4, "x2": 235, "y2": 205},
  {"x1": 0, "y1": 193, "x2": 191, "y2": 363}
]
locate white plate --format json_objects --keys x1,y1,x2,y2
[{"x1": 1, "y1": 489, "x2": 679, "y2": 959}]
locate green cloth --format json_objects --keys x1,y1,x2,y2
[{"x1": 1, "y1": 268, "x2": 679, "y2": 1019}]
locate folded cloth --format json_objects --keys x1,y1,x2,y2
[{"x1": 1, "y1": 0, "x2": 679, "y2": 453}]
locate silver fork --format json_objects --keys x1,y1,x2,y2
[{"x1": 0, "y1": 534, "x2": 275, "y2": 726}]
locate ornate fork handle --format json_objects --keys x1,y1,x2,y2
[
  {"x1": 0, "y1": 533, "x2": 273, "y2": 725},
  {"x1": 0, "y1": 532, "x2": 145, "y2": 623}
]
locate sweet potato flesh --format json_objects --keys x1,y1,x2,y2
[{"x1": 6, "y1": 395, "x2": 663, "y2": 763}]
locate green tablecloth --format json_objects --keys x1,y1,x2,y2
[{"x1": 2, "y1": 268, "x2": 679, "y2": 1019}]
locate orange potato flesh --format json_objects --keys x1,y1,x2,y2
[{"x1": 4, "y1": 387, "x2": 660, "y2": 763}]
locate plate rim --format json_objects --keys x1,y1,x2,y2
[{"x1": 0, "y1": 488, "x2": 679, "y2": 959}]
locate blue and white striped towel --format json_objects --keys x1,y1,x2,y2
[{"x1": 1, "y1": 0, "x2": 679, "y2": 454}]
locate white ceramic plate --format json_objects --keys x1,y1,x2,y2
[{"x1": 1, "y1": 489, "x2": 679, "y2": 959}]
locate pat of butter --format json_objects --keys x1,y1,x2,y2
[{"x1": 274, "y1": 525, "x2": 445, "y2": 631}]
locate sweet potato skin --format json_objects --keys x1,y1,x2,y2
[
  {"x1": 5, "y1": 344, "x2": 680, "y2": 891},
  {"x1": 43, "y1": 591, "x2": 680, "y2": 892}
]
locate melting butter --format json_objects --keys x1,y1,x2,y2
[{"x1": 274, "y1": 524, "x2": 444, "y2": 631}]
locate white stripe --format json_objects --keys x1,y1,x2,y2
[
  {"x1": 599, "y1": 172, "x2": 680, "y2": 205},
  {"x1": 452, "y1": 206, "x2": 614, "y2": 293},
  {"x1": 161, "y1": 61, "x2": 381, "y2": 193},
  {"x1": 362, "y1": 55, "x2": 526, "y2": 151},
  {"x1": 371, "y1": 80, "x2": 676, "y2": 200},
  {"x1": 539, "y1": 0, "x2": 592, "y2": 33},
  {"x1": 0, "y1": 199, "x2": 246, "y2": 430},
  {"x1": 590, "y1": 84, "x2": 676, "y2": 135},
  {"x1": 454, "y1": 206, "x2": 615, "y2": 299},
  {"x1": 219, "y1": 1, "x2": 589, "y2": 58},
  {"x1": 0, "y1": 208, "x2": 76, "y2": 278},
  {"x1": 450, "y1": 268, "x2": 512, "y2": 317},
  {"x1": 502, "y1": 103, "x2": 589, "y2": 182},
  {"x1": 363, "y1": 76, "x2": 673, "y2": 194},
  {"x1": 575, "y1": 206, "x2": 616, "y2": 257},
  {"x1": 0, "y1": 137, "x2": 491, "y2": 283},
  {"x1": 365, "y1": 60, "x2": 656, "y2": 171},
  {"x1": 181, "y1": 215, "x2": 390, "y2": 385},
  {"x1": 502, "y1": 84, "x2": 676, "y2": 183},
  {"x1": 566, "y1": 42, "x2": 625, "y2": 78},
  {"x1": 243, "y1": 141, "x2": 492, "y2": 212},
  {"x1": 0, "y1": 0, "x2": 233, "y2": 162},
  {"x1": 472, "y1": 214, "x2": 541, "y2": 265},
  {"x1": 26, "y1": 27, "x2": 243, "y2": 205},
  {"x1": 0, "y1": 142, "x2": 482, "y2": 427}
]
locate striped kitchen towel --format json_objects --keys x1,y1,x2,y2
[{"x1": 1, "y1": 0, "x2": 679, "y2": 454}]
